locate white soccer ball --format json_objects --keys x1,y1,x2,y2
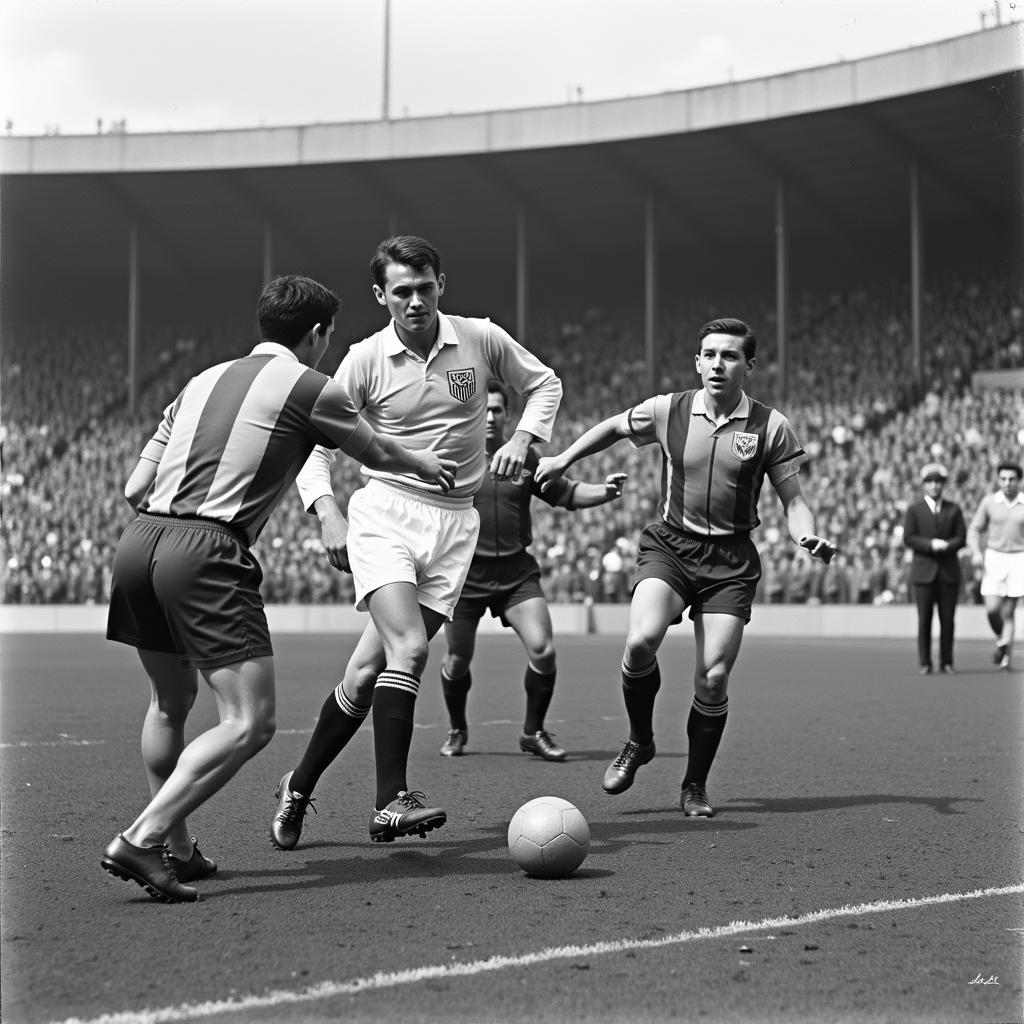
[{"x1": 507, "y1": 795, "x2": 590, "y2": 878}]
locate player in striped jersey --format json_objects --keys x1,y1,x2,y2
[
  {"x1": 535, "y1": 317, "x2": 836, "y2": 818},
  {"x1": 101, "y1": 275, "x2": 456, "y2": 903},
  {"x1": 269, "y1": 236, "x2": 562, "y2": 850}
]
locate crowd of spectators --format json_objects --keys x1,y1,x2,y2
[{"x1": 2, "y1": 273, "x2": 1021, "y2": 607}]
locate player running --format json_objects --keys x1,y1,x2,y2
[
  {"x1": 269, "y1": 235, "x2": 562, "y2": 850},
  {"x1": 535, "y1": 317, "x2": 835, "y2": 817},
  {"x1": 438, "y1": 380, "x2": 626, "y2": 761}
]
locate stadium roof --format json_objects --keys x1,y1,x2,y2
[{"x1": 1, "y1": 25, "x2": 1021, "y2": 329}]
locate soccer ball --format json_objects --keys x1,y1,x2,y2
[{"x1": 507, "y1": 796, "x2": 590, "y2": 878}]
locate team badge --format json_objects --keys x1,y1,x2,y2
[
  {"x1": 731, "y1": 431, "x2": 759, "y2": 461},
  {"x1": 447, "y1": 368, "x2": 476, "y2": 403}
]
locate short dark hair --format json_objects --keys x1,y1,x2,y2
[
  {"x1": 487, "y1": 380, "x2": 509, "y2": 410},
  {"x1": 997, "y1": 461, "x2": 1023, "y2": 480},
  {"x1": 369, "y1": 235, "x2": 442, "y2": 289},
  {"x1": 698, "y1": 317, "x2": 757, "y2": 360},
  {"x1": 257, "y1": 275, "x2": 340, "y2": 348}
]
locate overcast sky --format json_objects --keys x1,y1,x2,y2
[{"x1": 1, "y1": 0, "x2": 1013, "y2": 137}]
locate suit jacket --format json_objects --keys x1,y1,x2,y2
[{"x1": 903, "y1": 498, "x2": 967, "y2": 584}]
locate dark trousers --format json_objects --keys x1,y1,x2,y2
[{"x1": 913, "y1": 579, "x2": 959, "y2": 668}]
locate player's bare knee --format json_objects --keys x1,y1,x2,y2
[
  {"x1": 695, "y1": 666, "x2": 729, "y2": 703},
  {"x1": 529, "y1": 646, "x2": 556, "y2": 674},
  {"x1": 624, "y1": 630, "x2": 658, "y2": 666},
  {"x1": 444, "y1": 653, "x2": 471, "y2": 678}
]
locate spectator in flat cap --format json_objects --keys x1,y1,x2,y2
[{"x1": 903, "y1": 462, "x2": 967, "y2": 674}]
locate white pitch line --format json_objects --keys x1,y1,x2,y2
[{"x1": 52, "y1": 883, "x2": 1024, "y2": 1024}]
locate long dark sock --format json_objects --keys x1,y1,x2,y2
[
  {"x1": 988, "y1": 609, "x2": 1004, "y2": 638},
  {"x1": 681, "y1": 696, "x2": 729, "y2": 787},
  {"x1": 621, "y1": 660, "x2": 661, "y2": 745},
  {"x1": 372, "y1": 669, "x2": 420, "y2": 808},
  {"x1": 290, "y1": 684, "x2": 371, "y2": 796},
  {"x1": 523, "y1": 663, "x2": 556, "y2": 734},
  {"x1": 440, "y1": 667, "x2": 472, "y2": 730}
]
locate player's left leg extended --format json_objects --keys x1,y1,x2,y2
[{"x1": 682, "y1": 613, "x2": 745, "y2": 817}]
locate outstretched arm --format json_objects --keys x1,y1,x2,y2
[
  {"x1": 552, "y1": 472, "x2": 628, "y2": 510},
  {"x1": 534, "y1": 414, "x2": 629, "y2": 491}
]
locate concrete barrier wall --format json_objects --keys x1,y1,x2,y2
[{"x1": 1, "y1": 603, "x2": 1018, "y2": 638}]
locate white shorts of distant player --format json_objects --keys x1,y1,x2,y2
[
  {"x1": 980, "y1": 548, "x2": 1024, "y2": 599},
  {"x1": 346, "y1": 477, "x2": 480, "y2": 619}
]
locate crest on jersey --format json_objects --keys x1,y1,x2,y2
[
  {"x1": 447, "y1": 368, "x2": 476, "y2": 403},
  {"x1": 731, "y1": 431, "x2": 759, "y2": 461}
]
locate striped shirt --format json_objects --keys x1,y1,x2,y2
[
  {"x1": 295, "y1": 312, "x2": 562, "y2": 510},
  {"x1": 622, "y1": 389, "x2": 804, "y2": 536},
  {"x1": 967, "y1": 490, "x2": 1024, "y2": 553},
  {"x1": 139, "y1": 343, "x2": 375, "y2": 544}
]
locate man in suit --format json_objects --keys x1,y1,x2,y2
[{"x1": 903, "y1": 462, "x2": 967, "y2": 674}]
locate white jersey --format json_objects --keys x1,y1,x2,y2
[{"x1": 295, "y1": 312, "x2": 562, "y2": 509}]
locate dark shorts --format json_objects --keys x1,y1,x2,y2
[
  {"x1": 452, "y1": 551, "x2": 545, "y2": 625},
  {"x1": 633, "y1": 521, "x2": 762, "y2": 623},
  {"x1": 106, "y1": 513, "x2": 273, "y2": 669}
]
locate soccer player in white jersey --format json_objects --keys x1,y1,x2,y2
[
  {"x1": 102, "y1": 275, "x2": 455, "y2": 902},
  {"x1": 270, "y1": 235, "x2": 562, "y2": 849}
]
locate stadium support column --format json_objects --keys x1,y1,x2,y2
[
  {"x1": 644, "y1": 195, "x2": 657, "y2": 397},
  {"x1": 263, "y1": 220, "x2": 273, "y2": 286},
  {"x1": 516, "y1": 206, "x2": 528, "y2": 345},
  {"x1": 909, "y1": 161, "x2": 923, "y2": 391},
  {"x1": 128, "y1": 221, "x2": 139, "y2": 417},
  {"x1": 775, "y1": 181, "x2": 789, "y2": 405}
]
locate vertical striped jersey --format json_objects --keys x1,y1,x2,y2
[
  {"x1": 621, "y1": 389, "x2": 805, "y2": 537},
  {"x1": 295, "y1": 312, "x2": 562, "y2": 510},
  {"x1": 139, "y1": 343, "x2": 375, "y2": 544}
]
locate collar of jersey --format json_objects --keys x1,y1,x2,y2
[
  {"x1": 251, "y1": 341, "x2": 299, "y2": 362},
  {"x1": 994, "y1": 490, "x2": 1024, "y2": 506},
  {"x1": 692, "y1": 388, "x2": 749, "y2": 421},
  {"x1": 383, "y1": 312, "x2": 457, "y2": 357}
]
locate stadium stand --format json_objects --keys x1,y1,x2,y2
[{"x1": 3, "y1": 276, "x2": 1020, "y2": 606}]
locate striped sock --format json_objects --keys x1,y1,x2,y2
[
  {"x1": 440, "y1": 667, "x2": 472, "y2": 731},
  {"x1": 290, "y1": 684, "x2": 371, "y2": 796},
  {"x1": 621, "y1": 660, "x2": 661, "y2": 746},
  {"x1": 682, "y1": 696, "x2": 729, "y2": 788},
  {"x1": 373, "y1": 670, "x2": 420, "y2": 808}
]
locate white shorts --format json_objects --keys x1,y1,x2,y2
[
  {"x1": 980, "y1": 549, "x2": 1024, "y2": 599},
  {"x1": 346, "y1": 478, "x2": 480, "y2": 618}
]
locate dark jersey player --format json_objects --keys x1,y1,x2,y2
[
  {"x1": 535, "y1": 317, "x2": 836, "y2": 817},
  {"x1": 439, "y1": 381, "x2": 626, "y2": 760}
]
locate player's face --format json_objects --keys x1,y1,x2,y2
[
  {"x1": 695, "y1": 332, "x2": 754, "y2": 400},
  {"x1": 486, "y1": 392, "x2": 508, "y2": 444},
  {"x1": 997, "y1": 469, "x2": 1021, "y2": 500},
  {"x1": 374, "y1": 261, "x2": 445, "y2": 340},
  {"x1": 922, "y1": 476, "x2": 945, "y2": 497}
]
